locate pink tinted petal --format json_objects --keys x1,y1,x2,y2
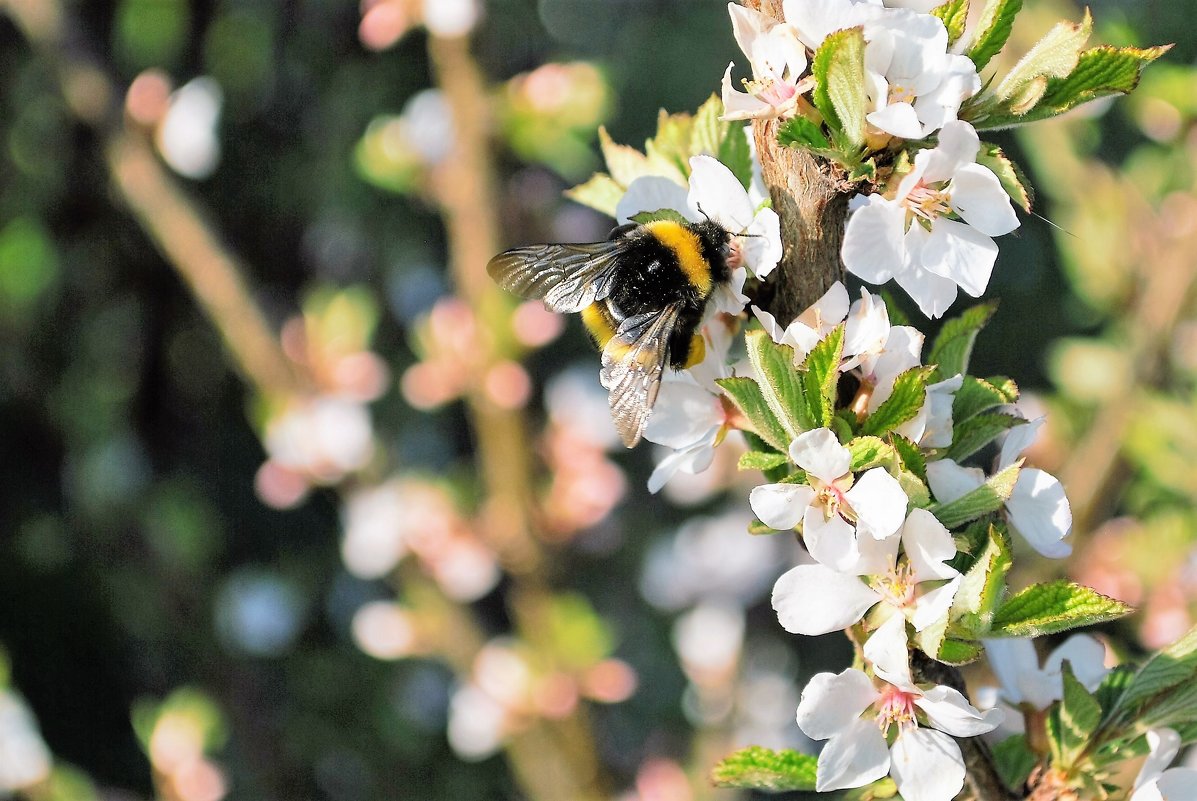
[
  {"x1": 921, "y1": 217, "x2": 998, "y2": 297},
  {"x1": 1007, "y1": 468, "x2": 1073, "y2": 558},
  {"x1": 843, "y1": 197, "x2": 906, "y2": 285},
  {"x1": 750, "y1": 483, "x2": 814, "y2": 530},
  {"x1": 688, "y1": 155, "x2": 754, "y2": 232},
  {"x1": 911, "y1": 576, "x2": 961, "y2": 632},
  {"x1": 804, "y1": 507, "x2": 862, "y2": 572},
  {"x1": 816, "y1": 720, "x2": 892, "y2": 792},
  {"x1": 950, "y1": 163, "x2": 1020, "y2": 237},
  {"x1": 796, "y1": 668, "x2": 880, "y2": 740},
  {"x1": 789, "y1": 428, "x2": 850, "y2": 482},
  {"x1": 846, "y1": 468, "x2": 908, "y2": 540},
  {"x1": 901, "y1": 508, "x2": 958, "y2": 582},
  {"x1": 615, "y1": 175, "x2": 692, "y2": 224},
  {"x1": 925, "y1": 459, "x2": 985, "y2": 504},
  {"x1": 1045, "y1": 635, "x2": 1109, "y2": 692},
  {"x1": 773, "y1": 564, "x2": 882, "y2": 635},
  {"x1": 867, "y1": 101, "x2": 926, "y2": 139},
  {"x1": 891, "y1": 728, "x2": 966, "y2": 801},
  {"x1": 915, "y1": 685, "x2": 1003, "y2": 736},
  {"x1": 863, "y1": 613, "x2": 914, "y2": 690},
  {"x1": 721, "y1": 63, "x2": 773, "y2": 121}
]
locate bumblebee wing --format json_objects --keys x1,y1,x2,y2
[
  {"x1": 600, "y1": 303, "x2": 682, "y2": 448},
  {"x1": 487, "y1": 241, "x2": 623, "y2": 314}
]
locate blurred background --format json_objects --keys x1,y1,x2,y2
[{"x1": 0, "y1": 0, "x2": 1194, "y2": 799}]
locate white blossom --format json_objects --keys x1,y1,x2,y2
[
  {"x1": 722, "y1": 3, "x2": 814, "y2": 121},
  {"x1": 862, "y1": 10, "x2": 980, "y2": 140},
  {"x1": 1132, "y1": 728, "x2": 1197, "y2": 801},
  {"x1": 772, "y1": 508, "x2": 961, "y2": 636},
  {"x1": 782, "y1": 0, "x2": 885, "y2": 51},
  {"x1": 842, "y1": 120, "x2": 1020, "y2": 318},
  {"x1": 926, "y1": 417, "x2": 1072, "y2": 557},
  {"x1": 750, "y1": 428, "x2": 908, "y2": 573},
  {"x1": 0, "y1": 692, "x2": 51, "y2": 792},
  {"x1": 796, "y1": 615, "x2": 1000, "y2": 799},
  {"x1": 982, "y1": 635, "x2": 1108, "y2": 712}
]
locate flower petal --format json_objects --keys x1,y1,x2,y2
[
  {"x1": 911, "y1": 576, "x2": 961, "y2": 632},
  {"x1": 863, "y1": 613, "x2": 915, "y2": 690},
  {"x1": 921, "y1": 217, "x2": 998, "y2": 297},
  {"x1": 1151, "y1": 769, "x2": 1197, "y2": 801},
  {"x1": 773, "y1": 563, "x2": 882, "y2": 635},
  {"x1": 816, "y1": 719, "x2": 892, "y2": 792},
  {"x1": 998, "y1": 417, "x2": 1043, "y2": 469},
  {"x1": 890, "y1": 727, "x2": 966, "y2": 801},
  {"x1": 743, "y1": 206, "x2": 783, "y2": 278},
  {"x1": 916, "y1": 684, "x2": 1003, "y2": 737},
  {"x1": 804, "y1": 506, "x2": 862, "y2": 573},
  {"x1": 921, "y1": 119, "x2": 980, "y2": 184},
  {"x1": 846, "y1": 468, "x2": 909, "y2": 540},
  {"x1": 901, "y1": 508, "x2": 958, "y2": 582},
  {"x1": 949, "y1": 163, "x2": 1020, "y2": 237},
  {"x1": 796, "y1": 667, "x2": 880, "y2": 741},
  {"x1": 615, "y1": 175, "x2": 691, "y2": 225},
  {"x1": 925, "y1": 459, "x2": 985, "y2": 504},
  {"x1": 981, "y1": 638, "x2": 1039, "y2": 707},
  {"x1": 789, "y1": 428, "x2": 850, "y2": 482},
  {"x1": 647, "y1": 438, "x2": 717, "y2": 494},
  {"x1": 1007, "y1": 468, "x2": 1073, "y2": 558},
  {"x1": 1135, "y1": 728, "x2": 1183, "y2": 792},
  {"x1": 1044, "y1": 634, "x2": 1109, "y2": 693},
  {"x1": 750, "y1": 483, "x2": 815, "y2": 530},
  {"x1": 721, "y1": 63, "x2": 773, "y2": 121},
  {"x1": 688, "y1": 155, "x2": 755, "y2": 233},
  {"x1": 644, "y1": 380, "x2": 724, "y2": 447},
  {"x1": 843, "y1": 196, "x2": 907, "y2": 286},
  {"x1": 867, "y1": 101, "x2": 926, "y2": 139}
]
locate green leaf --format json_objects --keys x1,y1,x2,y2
[
  {"x1": 644, "y1": 107, "x2": 694, "y2": 178},
  {"x1": 1056, "y1": 663, "x2": 1103, "y2": 767},
  {"x1": 812, "y1": 26, "x2": 868, "y2": 150},
  {"x1": 1094, "y1": 665, "x2": 1136, "y2": 718},
  {"x1": 801, "y1": 324, "x2": 845, "y2": 429},
  {"x1": 848, "y1": 436, "x2": 896, "y2": 472},
  {"x1": 928, "y1": 301, "x2": 999, "y2": 379},
  {"x1": 968, "y1": 0, "x2": 1024, "y2": 71},
  {"x1": 932, "y1": 0, "x2": 970, "y2": 48},
  {"x1": 564, "y1": 173, "x2": 624, "y2": 217},
  {"x1": 930, "y1": 460, "x2": 1021, "y2": 529},
  {"x1": 891, "y1": 435, "x2": 928, "y2": 482},
  {"x1": 862, "y1": 367, "x2": 933, "y2": 437},
  {"x1": 630, "y1": 208, "x2": 690, "y2": 226},
  {"x1": 739, "y1": 450, "x2": 791, "y2": 472},
  {"x1": 945, "y1": 412, "x2": 1023, "y2": 462},
  {"x1": 690, "y1": 94, "x2": 727, "y2": 158},
  {"x1": 719, "y1": 122, "x2": 754, "y2": 191},
  {"x1": 711, "y1": 746, "x2": 818, "y2": 792},
  {"x1": 950, "y1": 523, "x2": 1013, "y2": 637},
  {"x1": 745, "y1": 330, "x2": 810, "y2": 438},
  {"x1": 1115, "y1": 624, "x2": 1197, "y2": 714},
  {"x1": 953, "y1": 376, "x2": 1016, "y2": 423},
  {"x1": 992, "y1": 735, "x2": 1037, "y2": 791},
  {"x1": 777, "y1": 116, "x2": 832, "y2": 150},
  {"x1": 995, "y1": 11, "x2": 1093, "y2": 109},
  {"x1": 718, "y1": 376, "x2": 792, "y2": 453},
  {"x1": 977, "y1": 142, "x2": 1033, "y2": 212},
  {"x1": 989, "y1": 580, "x2": 1134, "y2": 638},
  {"x1": 1137, "y1": 678, "x2": 1197, "y2": 730},
  {"x1": 598, "y1": 126, "x2": 651, "y2": 186}
]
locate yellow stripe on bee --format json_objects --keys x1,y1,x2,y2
[
  {"x1": 682, "y1": 333, "x2": 705, "y2": 369},
  {"x1": 645, "y1": 220, "x2": 712, "y2": 297},
  {"x1": 581, "y1": 302, "x2": 617, "y2": 349}
]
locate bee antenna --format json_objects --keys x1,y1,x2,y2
[{"x1": 696, "y1": 203, "x2": 713, "y2": 223}]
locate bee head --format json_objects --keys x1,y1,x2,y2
[{"x1": 688, "y1": 217, "x2": 735, "y2": 282}]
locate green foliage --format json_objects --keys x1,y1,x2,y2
[
  {"x1": 1113, "y1": 624, "x2": 1197, "y2": 714},
  {"x1": 992, "y1": 735, "x2": 1037, "y2": 791},
  {"x1": 848, "y1": 436, "x2": 897, "y2": 472},
  {"x1": 950, "y1": 523, "x2": 1013, "y2": 636},
  {"x1": 968, "y1": 0, "x2": 1024, "y2": 71},
  {"x1": 953, "y1": 376, "x2": 1019, "y2": 423},
  {"x1": 745, "y1": 330, "x2": 809, "y2": 439},
  {"x1": 711, "y1": 746, "x2": 819, "y2": 792},
  {"x1": 739, "y1": 450, "x2": 791, "y2": 472},
  {"x1": 800, "y1": 324, "x2": 845, "y2": 429},
  {"x1": 562, "y1": 174, "x2": 625, "y2": 217},
  {"x1": 989, "y1": 580, "x2": 1133, "y2": 638},
  {"x1": 977, "y1": 143, "x2": 1034, "y2": 212},
  {"x1": 1052, "y1": 663, "x2": 1103, "y2": 767},
  {"x1": 718, "y1": 375, "x2": 793, "y2": 453},
  {"x1": 945, "y1": 412, "x2": 1023, "y2": 462},
  {"x1": 629, "y1": 208, "x2": 691, "y2": 225},
  {"x1": 928, "y1": 301, "x2": 999, "y2": 380},
  {"x1": 930, "y1": 461, "x2": 1021, "y2": 529},
  {"x1": 932, "y1": 0, "x2": 971, "y2": 49},
  {"x1": 812, "y1": 27, "x2": 868, "y2": 151},
  {"x1": 997, "y1": 12, "x2": 1094, "y2": 110},
  {"x1": 777, "y1": 117, "x2": 831, "y2": 150},
  {"x1": 861, "y1": 367, "x2": 934, "y2": 437}
]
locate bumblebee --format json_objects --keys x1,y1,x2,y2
[{"x1": 488, "y1": 218, "x2": 738, "y2": 448}]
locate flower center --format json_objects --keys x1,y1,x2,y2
[
  {"x1": 875, "y1": 686, "x2": 918, "y2": 736},
  {"x1": 889, "y1": 83, "x2": 917, "y2": 105},
  {"x1": 743, "y1": 76, "x2": 797, "y2": 107},
  {"x1": 812, "y1": 480, "x2": 854, "y2": 523},
  {"x1": 876, "y1": 563, "x2": 917, "y2": 608},
  {"x1": 903, "y1": 181, "x2": 953, "y2": 222}
]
